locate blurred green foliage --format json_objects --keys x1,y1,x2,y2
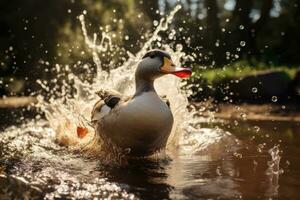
[
  {"x1": 0, "y1": 0, "x2": 299, "y2": 96},
  {"x1": 193, "y1": 60, "x2": 298, "y2": 84}
]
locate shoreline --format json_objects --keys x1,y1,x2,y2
[
  {"x1": 0, "y1": 97, "x2": 299, "y2": 123},
  {"x1": 192, "y1": 102, "x2": 300, "y2": 122}
]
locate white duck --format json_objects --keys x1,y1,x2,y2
[{"x1": 91, "y1": 50, "x2": 191, "y2": 156}]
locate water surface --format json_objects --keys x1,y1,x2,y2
[{"x1": 1, "y1": 117, "x2": 299, "y2": 200}]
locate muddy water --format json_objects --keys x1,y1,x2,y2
[{"x1": 0, "y1": 117, "x2": 299, "y2": 200}]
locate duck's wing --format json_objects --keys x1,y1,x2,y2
[
  {"x1": 160, "y1": 95, "x2": 170, "y2": 108},
  {"x1": 96, "y1": 89, "x2": 130, "y2": 109},
  {"x1": 91, "y1": 89, "x2": 131, "y2": 124}
]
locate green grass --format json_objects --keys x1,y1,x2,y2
[{"x1": 192, "y1": 61, "x2": 299, "y2": 84}]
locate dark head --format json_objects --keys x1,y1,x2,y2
[{"x1": 135, "y1": 49, "x2": 192, "y2": 83}]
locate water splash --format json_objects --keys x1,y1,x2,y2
[
  {"x1": 265, "y1": 145, "x2": 284, "y2": 198},
  {"x1": 0, "y1": 121, "x2": 136, "y2": 199},
  {"x1": 36, "y1": 4, "x2": 207, "y2": 158}
]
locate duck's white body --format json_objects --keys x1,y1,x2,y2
[
  {"x1": 93, "y1": 91, "x2": 173, "y2": 155},
  {"x1": 91, "y1": 50, "x2": 191, "y2": 156}
]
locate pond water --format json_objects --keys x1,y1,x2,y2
[
  {"x1": 1, "y1": 5, "x2": 300, "y2": 200},
  {"x1": 0, "y1": 118, "x2": 299, "y2": 199}
]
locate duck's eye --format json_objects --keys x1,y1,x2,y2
[{"x1": 150, "y1": 54, "x2": 155, "y2": 59}]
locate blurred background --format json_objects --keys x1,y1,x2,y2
[{"x1": 0, "y1": 0, "x2": 299, "y2": 103}]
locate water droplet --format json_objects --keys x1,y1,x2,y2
[
  {"x1": 240, "y1": 113, "x2": 247, "y2": 120},
  {"x1": 124, "y1": 35, "x2": 129, "y2": 40},
  {"x1": 176, "y1": 44, "x2": 183, "y2": 51},
  {"x1": 199, "y1": 26, "x2": 203, "y2": 30},
  {"x1": 271, "y1": 96, "x2": 278, "y2": 102},
  {"x1": 153, "y1": 20, "x2": 159, "y2": 26},
  {"x1": 252, "y1": 87, "x2": 258, "y2": 93},
  {"x1": 199, "y1": 106, "x2": 206, "y2": 112},
  {"x1": 240, "y1": 41, "x2": 246, "y2": 46},
  {"x1": 253, "y1": 126, "x2": 260, "y2": 133},
  {"x1": 239, "y1": 25, "x2": 244, "y2": 30},
  {"x1": 234, "y1": 120, "x2": 239, "y2": 126},
  {"x1": 233, "y1": 152, "x2": 243, "y2": 158},
  {"x1": 216, "y1": 167, "x2": 222, "y2": 175}
]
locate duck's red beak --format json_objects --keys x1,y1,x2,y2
[{"x1": 160, "y1": 57, "x2": 192, "y2": 78}]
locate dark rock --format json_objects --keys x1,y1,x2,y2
[{"x1": 214, "y1": 71, "x2": 292, "y2": 102}]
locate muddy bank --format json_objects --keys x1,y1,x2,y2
[{"x1": 193, "y1": 101, "x2": 300, "y2": 122}]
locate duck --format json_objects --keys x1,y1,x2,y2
[{"x1": 90, "y1": 50, "x2": 192, "y2": 156}]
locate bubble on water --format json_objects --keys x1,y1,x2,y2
[
  {"x1": 124, "y1": 35, "x2": 129, "y2": 40},
  {"x1": 271, "y1": 96, "x2": 278, "y2": 102},
  {"x1": 252, "y1": 87, "x2": 258, "y2": 93},
  {"x1": 240, "y1": 41, "x2": 246, "y2": 47},
  {"x1": 239, "y1": 25, "x2": 244, "y2": 30}
]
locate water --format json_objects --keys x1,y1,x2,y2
[{"x1": 1, "y1": 5, "x2": 300, "y2": 200}]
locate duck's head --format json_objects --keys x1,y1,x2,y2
[{"x1": 136, "y1": 49, "x2": 192, "y2": 82}]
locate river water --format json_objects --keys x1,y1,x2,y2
[
  {"x1": 1, "y1": 5, "x2": 300, "y2": 200},
  {"x1": 1, "y1": 118, "x2": 299, "y2": 199}
]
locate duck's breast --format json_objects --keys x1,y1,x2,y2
[
  {"x1": 102, "y1": 91, "x2": 173, "y2": 152},
  {"x1": 121, "y1": 92, "x2": 173, "y2": 129}
]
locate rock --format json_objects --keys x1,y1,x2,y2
[{"x1": 214, "y1": 70, "x2": 292, "y2": 102}]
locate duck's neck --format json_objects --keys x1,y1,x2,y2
[{"x1": 134, "y1": 77, "x2": 156, "y2": 96}]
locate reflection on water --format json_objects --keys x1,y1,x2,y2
[{"x1": 1, "y1": 118, "x2": 300, "y2": 199}]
